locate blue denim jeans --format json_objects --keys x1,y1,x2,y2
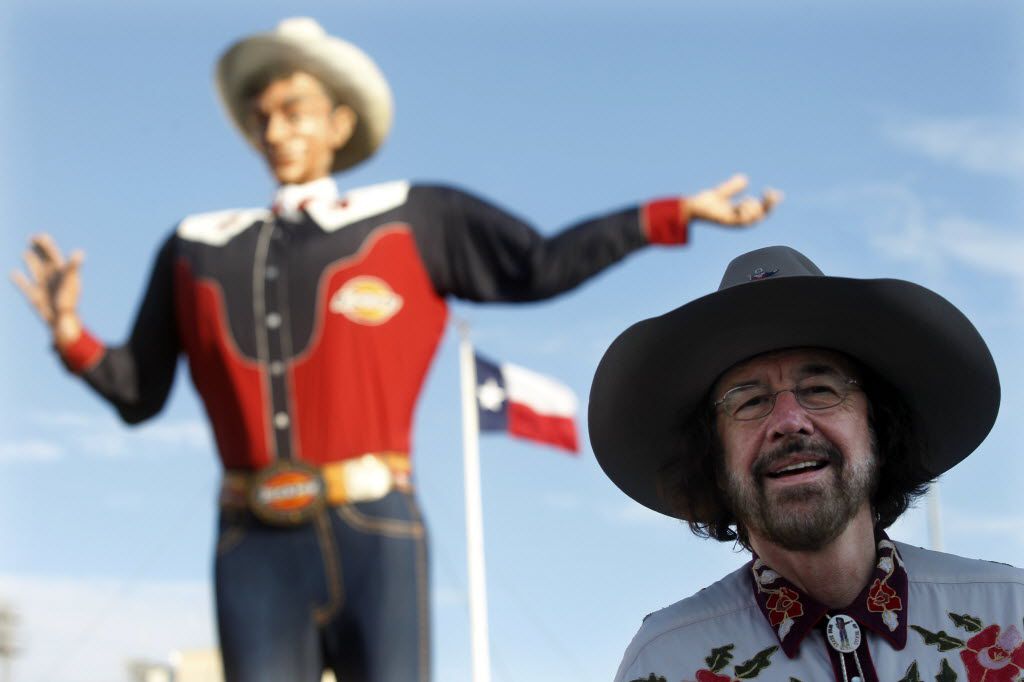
[{"x1": 214, "y1": 489, "x2": 430, "y2": 681}]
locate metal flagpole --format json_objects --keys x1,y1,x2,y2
[
  {"x1": 926, "y1": 482, "x2": 944, "y2": 551},
  {"x1": 456, "y1": 320, "x2": 493, "y2": 682}
]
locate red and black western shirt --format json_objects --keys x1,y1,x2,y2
[{"x1": 61, "y1": 178, "x2": 688, "y2": 471}]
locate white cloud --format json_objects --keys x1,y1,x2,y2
[
  {"x1": 945, "y1": 509, "x2": 1024, "y2": 546},
  {"x1": 820, "y1": 182, "x2": 1024, "y2": 305},
  {"x1": 12, "y1": 413, "x2": 214, "y2": 460},
  {"x1": 605, "y1": 501, "x2": 680, "y2": 528},
  {"x1": 0, "y1": 574, "x2": 215, "y2": 682},
  {"x1": 80, "y1": 429, "x2": 130, "y2": 458},
  {"x1": 432, "y1": 585, "x2": 468, "y2": 607},
  {"x1": 0, "y1": 439, "x2": 64, "y2": 462},
  {"x1": 533, "y1": 334, "x2": 573, "y2": 355},
  {"x1": 29, "y1": 411, "x2": 95, "y2": 428},
  {"x1": 884, "y1": 116, "x2": 1024, "y2": 178},
  {"x1": 878, "y1": 212, "x2": 1024, "y2": 303},
  {"x1": 541, "y1": 491, "x2": 582, "y2": 510},
  {"x1": 852, "y1": 183, "x2": 943, "y2": 271},
  {"x1": 931, "y1": 217, "x2": 1024, "y2": 282}
]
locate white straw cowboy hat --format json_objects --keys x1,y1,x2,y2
[
  {"x1": 216, "y1": 17, "x2": 393, "y2": 173},
  {"x1": 588, "y1": 245, "x2": 1000, "y2": 519}
]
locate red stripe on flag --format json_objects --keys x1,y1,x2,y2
[{"x1": 507, "y1": 401, "x2": 579, "y2": 454}]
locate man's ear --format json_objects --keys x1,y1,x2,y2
[{"x1": 327, "y1": 105, "x2": 358, "y2": 151}]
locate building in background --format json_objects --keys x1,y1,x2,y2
[
  {"x1": 0, "y1": 604, "x2": 21, "y2": 682},
  {"x1": 128, "y1": 649, "x2": 337, "y2": 682},
  {"x1": 126, "y1": 660, "x2": 172, "y2": 682}
]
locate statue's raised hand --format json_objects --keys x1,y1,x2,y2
[{"x1": 11, "y1": 233, "x2": 85, "y2": 348}]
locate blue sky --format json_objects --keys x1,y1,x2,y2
[{"x1": 2, "y1": 1, "x2": 1022, "y2": 680}]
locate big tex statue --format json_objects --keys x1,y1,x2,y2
[{"x1": 13, "y1": 18, "x2": 780, "y2": 682}]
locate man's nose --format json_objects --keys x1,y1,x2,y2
[
  {"x1": 264, "y1": 113, "x2": 289, "y2": 144},
  {"x1": 766, "y1": 389, "x2": 815, "y2": 440}
]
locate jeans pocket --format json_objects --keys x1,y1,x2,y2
[
  {"x1": 215, "y1": 516, "x2": 249, "y2": 557},
  {"x1": 335, "y1": 490, "x2": 424, "y2": 539}
]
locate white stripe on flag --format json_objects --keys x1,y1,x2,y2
[{"x1": 501, "y1": 362, "x2": 578, "y2": 418}]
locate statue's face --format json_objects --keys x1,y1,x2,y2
[{"x1": 245, "y1": 71, "x2": 356, "y2": 185}]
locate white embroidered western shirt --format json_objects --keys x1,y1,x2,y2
[{"x1": 615, "y1": 537, "x2": 1024, "y2": 682}]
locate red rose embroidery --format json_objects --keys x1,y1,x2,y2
[
  {"x1": 764, "y1": 587, "x2": 803, "y2": 626},
  {"x1": 866, "y1": 578, "x2": 902, "y2": 613},
  {"x1": 695, "y1": 670, "x2": 734, "y2": 682},
  {"x1": 960, "y1": 624, "x2": 1024, "y2": 682}
]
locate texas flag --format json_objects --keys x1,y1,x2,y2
[{"x1": 474, "y1": 354, "x2": 579, "y2": 454}]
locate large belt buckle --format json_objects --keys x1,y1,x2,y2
[
  {"x1": 344, "y1": 454, "x2": 394, "y2": 502},
  {"x1": 248, "y1": 460, "x2": 326, "y2": 526}
]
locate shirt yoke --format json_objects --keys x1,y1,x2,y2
[
  {"x1": 175, "y1": 180, "x2": 413, "y2": 246},
  {"x1": 620, "y1": 564, "x2": 757, "y2": 673},
  {"x1": 896, "y1": 541, "x2": 1024, "y2": 586}
]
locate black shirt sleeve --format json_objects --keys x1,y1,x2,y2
[
  {"x1": 408, "y1": 184, "x2": 649, "y2": 302},
  {"x1": 79, "y1": 232, "x2": 182, "y2": 424}
]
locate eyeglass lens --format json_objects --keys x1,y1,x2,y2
[{"x1": 721, "y1": 375, "x2": 853, "y2": 420}]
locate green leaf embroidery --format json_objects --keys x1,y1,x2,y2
[
  {"x1": 910, "y1": 625, "x2": 966, "y2": 652},
  {"x1": 733, "y1": 645, "x2": 778, "y2": 679},
  {"x1": 628, "y1": 676, "x2": 666, "y2": 682},
  {"x1": 934, "y1": 658, "x2": 958, "y2": 682},
  {"x1": 897, "y1": 661, "x2": 923, "y2": 682},
  {"x1": 790, "y1": 678, "x2": 805, "y2": 682},
  {"x1": 948, "y1": 612, "x2": 983, "y2": 633},
  {"x1": 705, "y1": 644, "x2": 735, "y2": 673}
]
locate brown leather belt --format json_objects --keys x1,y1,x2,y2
[{"x1": 220, "y1": 453, "x2": 412, "y2": 525}]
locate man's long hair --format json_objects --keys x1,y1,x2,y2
[{"x1": 657, "y1": 365, "x2": 934, "y2": 550}]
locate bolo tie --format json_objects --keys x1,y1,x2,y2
[{"x1": 826, "y1": 613, "x2": 868, "y2": 682}]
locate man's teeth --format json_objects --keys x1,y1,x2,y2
[{"x1": 774, "y1": 461, "x2": 825, "y2": 475}]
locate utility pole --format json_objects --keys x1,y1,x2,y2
[
  {"x1": 0, "y1": 603, "x2": 21, "y2": 682},
  {"x1": 926, "y1": 483, "x2": 944, "y2": 552}
]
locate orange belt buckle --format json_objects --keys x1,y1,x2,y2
[
  {"x1": 247, "y1": 460, "x2": 326, "y2": 526},
  {"x1": 220, "y1": 453, "x2": 414, "y2": 525}
]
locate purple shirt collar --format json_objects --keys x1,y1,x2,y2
[{"x1": 748, "y1": 530, "x2": 909, "y2": 658}]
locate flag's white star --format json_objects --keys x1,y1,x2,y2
[{"x1": 477, "y1": 378, "x2": 507, "y2": 411}]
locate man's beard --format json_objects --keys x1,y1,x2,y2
[{"x1": 721, "y1": 435, "x2": 879, "y2": 552}]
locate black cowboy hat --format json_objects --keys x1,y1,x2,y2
[{"x1": 588, "y1": 245, "x2": 1000, "y2": 519}]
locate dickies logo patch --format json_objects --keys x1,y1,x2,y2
[
  {"x1": 330, "y1": 276, "x2": 403, "y2": 325},
  {"x1": 248, "y1": 460, "x2": 326, "y2": 525}
]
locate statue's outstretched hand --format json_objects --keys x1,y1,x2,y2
[
  {"x1": 11, "y1": 233, "x2": 84, "y2": 348},
  {"x1": 687, "y1": 174, "x2": 783, "y2": 227}
]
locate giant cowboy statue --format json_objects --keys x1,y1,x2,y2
[
  {"x1": 12, "y1": 18, "x2": 781, "y2": 682},
  {"x1": 589, "y1": 246, "x2": 1024, "y2": 682}
]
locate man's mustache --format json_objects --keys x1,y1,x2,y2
[{"x1": 751, "y1": 437, "x2": 843, "y2": 480}]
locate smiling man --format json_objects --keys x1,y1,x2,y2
[
  {"x1": 11, "y1": 17, "x2": 781, "y2": 682},
  {"x1": 589, "y1": 246, "x2": 1024, "y2": 682},
  {"x1": 713, "y1": 349, "x2": 879, "y2": 564}
]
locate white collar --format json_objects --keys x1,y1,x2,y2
[{"x1": 272, "y1": 177, "x2": 340, "y2": 222}]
